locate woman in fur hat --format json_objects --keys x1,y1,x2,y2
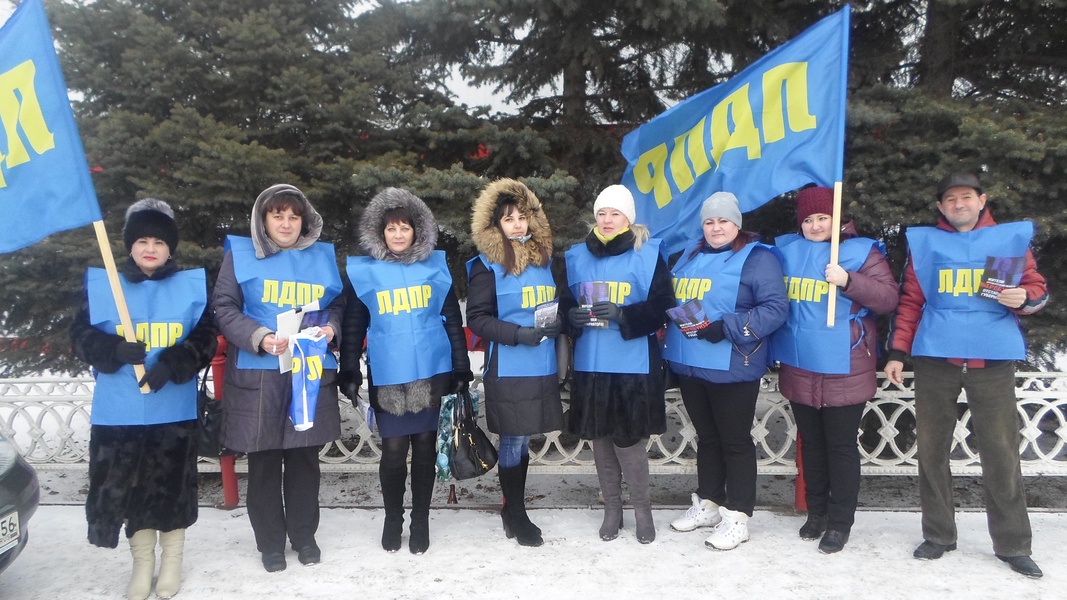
[
  {"x1": 339, "y1": 188, "x2": 472, "y2": 555},
  {"x1": 559, "y1": 185, "x2": 676, "y2": 544},
  {"x1": 212, "y1": 185, "x2": 344, "y2": 572},
  {"x1": 466, "y1": 179, "x2": 563, "y2": 547},
  {"x1": 71, "y1": 198, "x2": 217, "y2": 600}
]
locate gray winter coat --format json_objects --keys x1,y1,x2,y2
[{"x1": 213, "y1": 184, "x2": 343, "y2": 452}]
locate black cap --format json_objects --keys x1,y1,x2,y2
[
  {"x1": 123, "y1": 198, "x2": 179, "y2": 252},
  {"x1": 936, "y1": 172, "x2": 983, "y2": 201}
]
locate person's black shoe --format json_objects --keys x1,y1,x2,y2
[
  {"x1": 913, "y1": 540, "x2": 957, "y2": 560},
  {"x1": 818, "y1": 530, "x2": 849, "y2": 554},
  {"x1": 297, "y1": 544, "x2": 321, "y2": 565},
  {"x1": 996, "y1": 554, "x2": 1043, "y2": 578},
  {"x1": 798, "y1": 514, "x2": 827, "y2": 541},
  {"x1": 261, "y1": 551, "x2": 287, "y2": 572}
]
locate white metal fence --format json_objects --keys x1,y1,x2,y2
[{"x1": 1, "y1": 372, "x2": 1065, "y2": 476}]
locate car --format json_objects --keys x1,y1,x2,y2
[{"x1": 0, "y1": 432, "x2": 39, "y2": 575}]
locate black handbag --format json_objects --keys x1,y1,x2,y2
[
  {"x1": 196, "y1": 368, "x2": 224, "y2": 458},
  {"x1": 449, "y1": 390, "x2": 498, "y2": 480}
]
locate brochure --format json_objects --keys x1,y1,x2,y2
[
  {"x1": 276, "y1": 300, "x2": 322, "y2": 373},
  {"x1": 666, "y1": 298, "x2": 711, "y2": 339},
  {"x1": 534, "y1": 299, "x2": 560, "y2": 328},
  {"x1": 578, "y1": 281, "x2": 611, "y2": 328},
  {"x1": 978, "y1": 255, "x2": 1025, "y2": 301}
]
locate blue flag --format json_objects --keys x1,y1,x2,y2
[
  {"x1": 0, "y1": 0, "x2": 102, "y2": 253},
  {"x1": 621, "y1": 7, "x2": 850, "y2": 255}
]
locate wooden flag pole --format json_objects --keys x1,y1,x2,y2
[
  {"x1": 93, "y1": 221, "x2": 150, "y2": 393},
  {"x1": 826, "y1": 182, "x2": 844, "y2": 327}
]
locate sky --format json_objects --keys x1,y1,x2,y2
[{"x1": 3, "y1": 503, "x2": 1064, "y2": 599}]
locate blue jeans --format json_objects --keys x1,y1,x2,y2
[{"x1": 498, "y1": 435, "x2": 531, "y2": 469}]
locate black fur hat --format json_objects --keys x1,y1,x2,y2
[{"x1": 123, "y1": 198, "x2": 179, "y2": 252}]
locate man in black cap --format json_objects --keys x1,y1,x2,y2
[{"x1": 885, "y1": 172, "x2": 1048, "y2": 578}]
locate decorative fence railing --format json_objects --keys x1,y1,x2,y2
[{"x1": 1, "y1": 372, "x2": 1065, "y2": 476}]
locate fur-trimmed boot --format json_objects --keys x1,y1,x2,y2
[
  {"x1": 615, "y1": 440, "x2": 655, "y2": 544},
  {"x1": 155, "y1": 528, "x2": 185, "y2": 598},
  {"x1": 498, "y1": 463, "x2": 543, "y2": 547},
  {"x1": 126, "y1": 528, "x2": 157, "y2": 600},
  {"x1": 380, "y1": 466, "x2": 407, "y2": 552},
  {"x1": 593, "y1": 438, "x2": 624, "y2": 541},
  {"x1": 408, "y1": 461, "x2": 435, "y2": 555}
]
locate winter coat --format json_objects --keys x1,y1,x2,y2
[
  {"x1": 560, "y1": 229, "x2": 675, "y2": 441},
  {"x1": 70, "y1": 257, "x2": 216, "y2": 548},
  {"x1": 777, "y1": 221, "x2": 900, "y2": 409},
  {"x1": 668, "y1": 234, "x2": 789, "y2": 384},
  {"x1": 466, "y1": 179, "x2": 564, "y2": 436},
  {"x1": 887, "y1": 208, "x2": 1048, "y2": 369},
  {"x1": 213, "y1": 185, "x2": 343, "y2": 453},
  {"x1": 339, "y1": 188, "x2": 471, "y2": 415}
]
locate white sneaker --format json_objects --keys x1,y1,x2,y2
[
  {"x1": 704, "y1": 507, "x2": 750, "y2": 550},
  {"x1": 670, "y1": 493, "x2": 721, "y2": 532}
]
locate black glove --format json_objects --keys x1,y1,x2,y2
[
  {"x1": 515, "y1": 326, "x2": 544, "y2": 347},
  {"x1": 591, "y1": 301, "x2": 623, "y2": 322},
  {"x1": 138, "y1": 362, "x2": 173, "y2": 391},
  {"x1": 452, "y1": 369, "x2": 474, "y2": 394},
  {"x1": 338, "y1": 370, "x2": 362, "y2": 401},
  {"x1": 696, "y1": 320, "x2": 726, "y2": 344},
  {"x1": 567, "y1": 307, "x2": 594, "y2": 328},
  {"x1": 541, "y1": 319, "x2": 563, "y2": 339},
  {"x1": 114, "y1": 340, "x2": 147, "y2": 365}
]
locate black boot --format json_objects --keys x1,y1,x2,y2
[
  {"x1": 499, "y1": 464, "x2": 543, "y2": 547},
  {"x1": 408, "y1": 461, "x2": 434, "y2": 555},
  {"x1": 799, "y1": 513, "x2": 827, "y2": 541},
  {"x1": 518, "y1": 455, "x2": 542, "y2": 537},
  {"x1": 379, "y1": 466, "x2": 407, "y2": 552}
]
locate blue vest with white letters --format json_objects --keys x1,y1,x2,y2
[
  {"x1": 565, "y1": 239, "x2": 661, "y2": 374},
  {"x1": 770, "y1": 235, "x2": 877, "y2": 374},
  {"x1": 347, "y1": 252, "x2": 453, "y2": 385},
  {"x1": 467, "y1": 255, "x2": 557, "y2": 378},
  {"x1": 663, "y1": 240, "x2": 756, "y2": 371},
  {"x1": 908, "y1": 222, "x2": 1032, "y2": 360},
  {"x1": 226, "y1": 236, "x2": 341, "y2": 370},
  {"x1": 87, "y1": 268, "x2": 206, "y2": 425}
]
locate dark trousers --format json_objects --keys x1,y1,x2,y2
[
  {"x1": 791, "y1": 401, "x2": 865, "y2": 532},
  {"x1": 678, "y1": 376, "x2": 759, "y2": 516},
  {"x1": 913, "y1": 357, "x2": 1032, "y2": 556},
  {"x1": 246, "y1": 446, "x2": 321, "y2": 553}
]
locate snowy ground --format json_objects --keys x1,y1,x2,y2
[{"x1": 4, "y1": 503, "x2": 1064, "y2": 599}]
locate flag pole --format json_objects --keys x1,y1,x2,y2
[
  {"x1": 92, "y1": 221, "x2": 150, "y2": 393},
  {"x1": 826, "y1": 182, "x2": 843, "y2": 327}
]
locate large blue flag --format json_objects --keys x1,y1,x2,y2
[
  {"x1": 0, "y1": 0, "x2": 102, "y2": 253},
  {"x1": 621, "y1": 6, "x2": 850, "y2": 255}
]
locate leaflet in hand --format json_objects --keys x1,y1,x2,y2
[
  {"x1": 534, "y1": 299, "x2": 559, "y2": 328},
  {"x1": 276, "y1": 300, "x2": 322, "y2": 373},
  {"x1": 578, "y1": 281, "x2": 611, "y2": 328},
  {"x1": 978, "y1": 255, "x2": 1025, "y2": 301},
  {"x1": 666, "y1": 298, "x2": 711, "y2": 339}
]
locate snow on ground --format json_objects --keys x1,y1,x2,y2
[{"x1": 4, "y1": 504, "x2": 1063, "y2": 599}]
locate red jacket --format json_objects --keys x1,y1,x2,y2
[
  {"x1": 778, "y1": 222, "x2": 900, "y2": 408},
  {"x1": 887, "y1": 209, "x2": 1048, "y2": 368}
]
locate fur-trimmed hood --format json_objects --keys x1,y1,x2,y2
[
  {"x1": 470, "y1": 178, "x2": 552, "y2": 275},
  {"x1": 359, "y1": 188, "x2": 438, "y2": 264},
  {"x1": 250, "y1": 184, "x2": 324, "y2": 259}
]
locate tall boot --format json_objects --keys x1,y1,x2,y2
[
  {"x1": 126, "y1": 528, "x2": 157, "y2": 600},
  {"x1": 593, "y1": 438, "x2": 624, "y2": 541},
  {"x1": 408, "y1": 461, "x2": 435, "y2": 555},
  {"x1": 155, "y1": 528, "x2": 185, "y2": 599},
  {"x1": 518, "y1": 455, "x2": 542, "y2": 537},
  {"x1": 616, "y1": 440, "x2": 655, "y2": 544},
  {"x1": 379, "y1": 466, "x2": 407, "y2": 552},
  {"x1": 498, "y1": 464, "x2": 543, "y2": 547}
]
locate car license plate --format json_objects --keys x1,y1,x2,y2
[{"x1": 0, "y1": 510, "x2": 19, "y2": 554}]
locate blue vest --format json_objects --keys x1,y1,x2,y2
[
  {"x1": 663, "y1": 241, "x2": 756, "y2": 370},
  {"x1": 347, "y1": 252, "x2": 453, "y2": 385},
  {"x1": 565, "y1": 239, "x2": 662, "y2": 374},
  {"x1": 908, "y1": 222, "x2": 1032, "y2": 360},
  {"x1": 226, "y1": 236, "x2": 342, "y2": 370},
  {"x1": 771, "y1": 235, "x2": 877, "y2": 374},
  {"x1": 467, "y1": 255, "x2": 558, "y2": 378},
  {"x1": 87, "y1": 268, "x2": 206, "y2": 425}
]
